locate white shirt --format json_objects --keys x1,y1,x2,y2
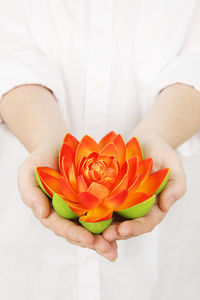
[{"x1": 0, "y1": 1, "x2": 200, "y2": 300}]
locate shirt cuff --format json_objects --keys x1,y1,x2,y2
[
  {"x1": 149, "y1": 52, "x2": 200, "y2": 157},
  {"x1": 0, "y1": 49, "x2": 66, "y2": 125}
]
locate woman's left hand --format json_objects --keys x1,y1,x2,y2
[{"x1": 102, "y1": 132, "x2": 187, "y2": 241}]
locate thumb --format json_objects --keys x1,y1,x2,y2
[
  {"x1": 17, "y1": 158, "x2": 51, "y2": 219},
  {"x1": 158, "y1": 165, "x2": 187, "y2": 212}
]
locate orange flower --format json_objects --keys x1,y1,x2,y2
[{"x1": 35, "y1": 131, "x2": 170, "y2": 233}]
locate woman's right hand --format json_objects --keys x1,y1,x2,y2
[{"x1": 17, "y1": 139, "x2": 118, "y2": 261}]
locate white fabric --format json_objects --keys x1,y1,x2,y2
[{"x1": 0, "y1": 0, "x2": 200, "y2": 299}]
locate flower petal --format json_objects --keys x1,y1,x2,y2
[
  {"x1": 101, "y1": 189, "x2": 128, "y2": 209},
  {"x1": 136, "y1": 168, "x2": 170, "y2": 195},
  {"x1": 98, "y1": 131, "x2": 117, "y2": 150},
  {"x1": 110, "y1": 157, "x2": 120, "y2": 175},
  {"x1": 117, "y1": 194, "x2": 155, "y2": 219},
  {"x1": 97, "y1": 154, "x2": 112, "y2": 167},
  {"x1": 80, "y1": 135, "x2": 99, "y2": 152},
  {"x1": 58, "y1": 196, "x2": 87, "y2": 216},
  {"x1": 115, "y1": 192, "x2": 148, "y2": 211},
  {"x1": 127, "y1": 156, "x2": 139, "y2": 188},
  {"x1": 136, "y1": 158, "x2": 153, "y2": 183},
  {"x1": 83, "y1": 165, "x2": 92, "y2": 186},
  {"x1": 128, "y1": 174, "x2": 143, "y2": 194},
  {"x1": 101, "y1": 167, "x2": 117, "y2": 180},
  {"x1": 75, "y1": 142, "x2": 92, "y2": 168},
  {"x1": 98, "y1": 178, "x2": 115, "y2": 190},
  {"x1": 77, "y1": 175, "x2": 88, "y2": 192},
  {"x1": 126, "y1": 136, "x2": 143, "y2": 161},
  {"x1": 111, "y1": 161, "x2": 128, "y2": 194},
  {"x1": 79, "y1": 204, "x2": 113, "y2": 222},
  {"x1": 59, "y1": 144, "x2": 75, "y2": 175},
  {"x1": 77, "y1": 156, "x2": 87, "y2": 175},
  {"x1": 97, "y1": 212, "x2": 113, "y2": 222},
  {"x1": 87, "y1": 182, "x2": 110, "y2": 200},
  {"x1": 79, "y1": 191, "x2": 100, "y2": 210},
  {"x1": 113, "y1": 134, "x2": 126, "y2": 165},
  {"x1": 62, "y1": 133, "x2": 79, "y2": 151},
  {"x1": 36, "y1": 167, "x2": 61, "y2": 198},
  {"x1": 89, "y1": 170, "x2": 97, "y2": 182},
  {"x1": 60, "y1": 176, "x2": 78, "y2": 202},
  {"x1": 68, "y1": 163, "x2": 78, "y2": 192},
  {"x1": 99, "y1": 142, "x2": 119, "y2": 160},
  {"x1": 52, "y1": 193, "x2": 80, "y2": 219}
]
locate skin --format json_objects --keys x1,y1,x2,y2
[
  {"x1": 0, "y1": 83, "x2": 200, "y2": 260},
  {"x1": 0, "y1": 84, "x2": 117, "y2": 262},
  {"x1": 103, "y1": 83, "x2": 200, "y2": 242}
]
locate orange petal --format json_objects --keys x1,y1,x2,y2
[
  {"x1": 75, "y1": 142, "x2": 92, "y2": 168},
  {"x1": 77, "y1": 156, "x2": 87, "y2": 175},
  {"x1": 77, "y1": 175, "x2": 88, "y2": 192},
  {"x1": 115, "y1": 192, "x2": 149, "y2": 211},
  {"x1": 68, "y1": 163, "x2": 78, "y2": 192},
  {"x1": 126, "y1": 136, "x2": 143, "y2": 161},
  {"x1": 101, "y1": 190, "x2": 128, "y2": 209},
  {"x1": 97, "y1": 154, "x2": 112, "y2": 167},
  {"x1": 102, "y1": 167, "x2": 117, "y2": 180},
  {"x1": 59, "y1": 144, "x2": 74, "y2": 175},
  {"x1": 136, "y1": 168, "x2": 169, "y2": 195},
  {"x1": 63, "y1": 198, "x2": 87, "y2": 216},
  {"x1": 111, "y1": 161, "x2": 128, "y2": 194},
  {"x1": 79, "y1": 204, "x2": 113, "y2": 222},
  {"x1": 36, "y1": 167, "x2": 61, "y2": 197},
  {"x1": 98, "y1": 178, "x2": 116, "y2": 190},
  {"x1": 127, "y1": 156, "x2": 139, "y2": 188},
  {"x1": 96, "y1": 212, "x2": 113, "y2": 222},
  {"x1": 89, "y1": 170, "x2": 97, "y2": 182},
  {"x1": 87, "y1": 152, "x2": 99, "y2": 160},
  {"x1": 110, "y1": 157, "x2": 120, "y2": 175},
  {"x1": 62, "y1": 133, "x2": 79, "y2": 151},
  {"x1": 69, "y1": 206, "x2": 87, "y2": 216},
  {"x1": 80, "y1": 135, "x2": 98, "y2": 152},
  {"x1": 60, "y1": 176, "x2": 78, "y2": 202},
  {"x1": 113, "y1": 134, "x2": 126, "y2": 165},
  {"x1": 128, "y1": 174, "x2": 143, "y2": 194},
  {"x1": 136, "y1": 158, "x2": 153, "y2": 183},
  {"x1": 83, "y1": 166, "x2": 92, "y2": 186},
  {"x1": 87, "y1": 182, "x2": 110, "y2": 200},
  {"x1": 99, "y1": 142, "x2": 119, "y2": 161},
  {"x1": 79, "y1": 192, "x2": 100, "y2": 209},
  {"x1": 98, "y1": 131, "x2": 117, "y2": 150}
]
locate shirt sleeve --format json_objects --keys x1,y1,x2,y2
[
  {"x1": 0, "y1": 0, "x2": 66, "y2": 131},
  {"x1": 149, "y1": 2, "x2": 200, "y2": 157}
]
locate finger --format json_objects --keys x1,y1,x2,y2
[
  {"x1": 158, "y1": 156, "x2": 187, "y2": 212},
  {"x1": 102, "y1": 222, "x2": 121, "y2": 242},
  {"x1": 117, "y1": 205, "x2": 167, "y2": 238},
  {"x1": 40, "y1": 208, "x2": 94, "y2": 247},
  {"x1": 17, "y1": 159, "x2": 51, "y2": 218},
  {"x1": 93, "y1": 235, "x2": 118, "y2": 261}
]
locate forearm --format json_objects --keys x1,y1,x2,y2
[
  {"x1": 132, "y1": 83, "x2": 200, "y2": 149},
  {"x1": 0, "y1": 84, "x2": 68, "y2": 152}
]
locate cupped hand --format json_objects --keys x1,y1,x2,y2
[
  {"x1": 17, "y1": 140, "x2": 118, "y2": 261},
  {"x1": 103, "y1": 133, "x2": 187, "y2": 241}
]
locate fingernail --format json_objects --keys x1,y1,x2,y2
[
  {"x1": 167, "y1": 196, "x2": 176, "y2": 210},
  {"x1": 32, "y1": 202, "x2": 42, "y2": 218}
]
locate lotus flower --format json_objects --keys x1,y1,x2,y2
[{"x1": 35, "y1": 131, "x2": 170, "y2": 233}]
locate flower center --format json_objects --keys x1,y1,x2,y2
[{"x1": 79, "y1": 154, "x2": 119, "y2": 189}]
